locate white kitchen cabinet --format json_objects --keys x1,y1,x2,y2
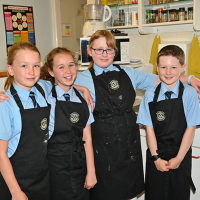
[{"x1": 106, "y1": 0, "x2": 200, "y2": 33}]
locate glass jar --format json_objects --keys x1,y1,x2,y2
[
  {"x1": 158, "y1": 8, "x2": 163, "y2": 22},
  {"x1": 149, "y1": 0, "x2": 152, "y2": 5},
  {"x1": 119, "y1": 9, "x2": 125, "y2": 26},
  {"x1": 152, "y1": 0, "x2": 157, "y2": 4},
  {"x1": 175, "y1": 9, "x2": 179, "y2": 21},
  {"x1": 151, "y1": 10, "x2": 156, "y2": 23},
  {"x1": 146, "y1": 9, "x2": 151, "y2": 24},
  {"x1": 188, "y1": 7, "x2": 193, "y2": 20},
  {"x1": 155, "y1": 10, "x2": 159, "y2": 23},
  {"x1": 179, "y1": 7, "x2": 185, "y2": 21},
  {"x1": 170, "y1": 9, "x2": 175, "y2": 22},
  {"x1": 157, "y1": 0, "x2": 163, "y2": 3},
  {"x1": 161, "y1": 10, "x2": 167, "y2": 22},
  {"x1": 163, "y1": 0, "x2": 167, "y2": 3},
  {"x1": 185, "y1": 11, "x2": 187, "y2": 20}
]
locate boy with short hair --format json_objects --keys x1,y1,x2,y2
[{"x1": 137, "y1": 45, "x2": 200, "y2": 200}]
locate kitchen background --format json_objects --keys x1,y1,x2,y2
[{"x1": 0, "y1": 0, "x2": 200, "y2": 200}]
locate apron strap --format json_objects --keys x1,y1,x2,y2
[
  {"x1": 153, "y1": 83, "x2": 161, "y2": 102},
  {"x1": 10, "y1": 84, "x2": 24, "y2": 110},
  {"x1": 178, "y1": 81, "x2": 184, "y2": 99},
  {"x1": 34, "y1": 82, "x2": 48, "y2": 104},
  {"x1": 153, "y1": 81, "x2": 184, "y2": 102},
  {"x1": 51, "y1": 85, "x2": 57, "y2": 99},
  {"x1": 182, "y1": 166, "x2": 196, "y2": 192},
  {"x1": 73, "y1": 87, "x2": 86, "y2": 103}
]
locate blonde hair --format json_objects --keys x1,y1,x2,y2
[
  {"x1": 4, "y1": 42, "x2": 40, "y2": 91},
  {"x1": 40, "y1": 47, "x2": 77, "y2": 85},
  {"x1": 88, "y1": 30, "x2": 117, "y2": 69}
]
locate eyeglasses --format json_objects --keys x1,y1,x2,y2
[{"x1": 91, "y1": 48, "x2": 116, "y2": 55}]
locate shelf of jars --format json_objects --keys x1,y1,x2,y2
[
  {"x1": 137, "y1": 0, "x2": 199, "y2": 34},
  {"x1": 105, "y1": 0, "x2": 199, "y2": 33},
  {"x1": 106, "y1": 3, "x2": 139, "y2": 30}
]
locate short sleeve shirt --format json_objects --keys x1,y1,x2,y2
[
  {"x1": 137, "y1": 81, "x2": 200, "y2": 128},
  {"x1": 74, "y1": 63, "x2": 157, "y2": 107},
  {"x1": 0, "y1": 80, "x2": 52, "y2": 157}
]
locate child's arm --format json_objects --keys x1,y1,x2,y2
[
  {"x1": 0, "y1": 140, "x2": 28, "y2": 200},
  {"x1": 73, "y1": 85, "x2": 94, "y2": 112},
  {"x1": 168, "y1": 126, "x2": 195, "y2": 169},
  {"x1": 146, "y1": 126, "x2": 169, "y2": 172},
  {"x1": 82, "y1": 125, "x2": 97, "y2": 190}
]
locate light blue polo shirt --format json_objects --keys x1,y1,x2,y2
[
  {"x1": 48, "y1": 85, "x2": 94, "y2": 139},
  {"x1": 75, "y1": 63, "x2": 157, "y2": 107},
  {"x1": 0, "y1": 80, "x2": 52, "y2": 158},
  {"x1": 137, "y1": 80, "x2": 200, "y2": 127}
]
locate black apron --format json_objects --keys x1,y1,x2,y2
[
  {"x1": 0, "y1": 83, "x2": 50, "y2": 200},
  {"x1": 146, "y1": 82, "x2": 195, "y2": 200},
  {"x1": 90, "y1": 65, "x2": 144, "y2": 200},
  {"x1": 47, "y1": 86, "x2": 90, "y2": 200}
]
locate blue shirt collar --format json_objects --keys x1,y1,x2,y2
[
  {"x1": 13, "y1": 81, "x2": 38, "y2": 101},
  {"x1": 93, "y1": 63, "x2": 114, "y2": 76},
  {"x1": 160, "y1": 80, "x2": 180, "y2": 98},
  {"x1": 55, "y1": 85, "x2": 73, "y2": 98}
]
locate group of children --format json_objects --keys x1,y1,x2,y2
[{"x1": 0, "y1": 29, "x2": 199, "y2": 200}]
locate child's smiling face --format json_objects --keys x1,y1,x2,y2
[
  {"x1": 88, "y1": 37, "x2": 115, "y2": 69},
  {"x1": 48, "y1": 53, "x2": 77, "y2": 92},
  {"x1": 157, "y1": 56, "x2": 186, "y2": 90},
  {"x1": 7, "y1": 49, "x2": 40, "y2": 91}
]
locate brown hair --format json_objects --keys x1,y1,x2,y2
[
  {"x1": 40, "y1": 47, "x2": 77, "y2": 85},
  {"x1": 88, "y1": 30, "x2": 118, "y2": 69},
  {"x1": 4, "y1": 42, "x2": 40, "y2": 91},
  {"x1": 157, "y1": 45, "x2": 185, "y2": 66}
]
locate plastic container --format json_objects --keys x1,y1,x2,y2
[{"x1": 124, "y1": 12, "x2": 132, "y2": 25}]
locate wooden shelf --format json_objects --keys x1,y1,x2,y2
[{"x1": 0, "y1": 71, "x2": 7, "y2": 78}]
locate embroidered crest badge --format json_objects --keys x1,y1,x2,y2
[
  {"x1": 110, "y1": 80, "x2": 119, "y2": 90},
  {"x1": 41, "y1": 118, "x2": 47, "y2": 130},
  {"x1": 70, "y1": 112, "x2": 79, "y2": 123},
  {"x1": 156, "y1": 111, "x2": 166, "y2": 121}
]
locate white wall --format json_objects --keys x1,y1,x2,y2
[
  {"x1": 0, "y1": 0, "x2": 55, "y2": 70},
  {"x1": 60, "y1": 0, "x2": 87, "y2": 52}
]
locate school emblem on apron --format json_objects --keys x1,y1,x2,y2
[
  {"x1": 70, "y1": 112, "x2": 79, "y2": 123},
  {"x1": 156, "y1": 111, "x2": 166, "y2": 121},
  {"x1": 40, "y1": 118, "x2": 47, "y2": 130},
  {"x1": 110, "y1": 80, "x2": 119, "y2": 90}
]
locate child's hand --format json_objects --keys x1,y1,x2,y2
[
  {"x1": 154, "y1": 158, "x2": 169, "y2": 172},
  {"x1": 12, "y1": 190, "x2": 28, "y2": 200},
  {"x1": 167, "y1": 157, "x2": 182, "y2": 169},
  {"x1": 84, "y1": 172, "x2": 97, "y2": 190},
  {"x1": 0, "y1": 91, "x2": 10, "y2": 102}
]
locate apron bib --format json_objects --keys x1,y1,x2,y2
[
  {"x1": 90, "y1": 65, "x2": 144, "y2": 200},
  {"x1": 47, "y1": 86, "x2": 90, "y2": 200},
  {"x1": 146, "y1": 82, "x2": 195, "y2": 200},
  {"x1": 0, "y1": 83, "x2": 50, "y2": 200}
]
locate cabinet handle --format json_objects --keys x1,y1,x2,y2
[{"x1": 192, "y1": 156, "x2": 200, "y2": 159}]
